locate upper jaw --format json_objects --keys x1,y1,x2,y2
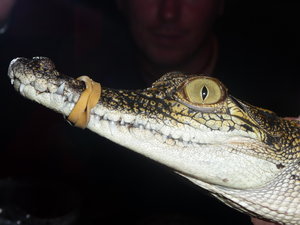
[
  {"x1": 8, "y1": 57, "x2": 85, "y2": 95},
  {"x1": 8, "y1": 57, "x2": 85, "y2": 116},
  {"x1": 9, "y1": 57, "x2": 57, "y2": 83}
]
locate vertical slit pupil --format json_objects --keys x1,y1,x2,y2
[{"x1": 201, "y1": 86, "x2": 208, "y2": 100}]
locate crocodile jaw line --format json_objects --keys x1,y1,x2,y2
[
  {"x1": 87, "y1": 108, "x2": 281, "y2": 190},
  {"x1": 8, "y1": 58, "x2": 281, "y2": 190}
]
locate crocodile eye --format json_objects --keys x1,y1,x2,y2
[{"x1": 182, "y1": 77, "x2": 225, "y2": 105}]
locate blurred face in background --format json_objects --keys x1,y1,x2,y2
[{"x1": 118, "y1": 0, "x2": 223, "y2": 67}]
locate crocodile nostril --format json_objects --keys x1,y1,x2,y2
[{"x1": 32, "y1": 56, "x2": 56, "y2": 72}]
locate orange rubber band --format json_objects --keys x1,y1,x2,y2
[{"x1": 67, "y1": 76, "x2": 101, "y2": 128}]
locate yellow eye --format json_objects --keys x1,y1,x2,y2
[{"x1": 181, "y1": 77, "x2": 226, "y2": 105}]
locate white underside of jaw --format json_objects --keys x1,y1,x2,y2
[{"x1": 87, "y1": 106, "x2": 282, "y2": 190}]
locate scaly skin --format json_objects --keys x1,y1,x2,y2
[{"x1": 8, "y1": 57, "x2": 300, "y2": 224}]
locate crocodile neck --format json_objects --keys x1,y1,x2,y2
[{"x1": 8, "y1": 57, "x2": 300, "y2": 225}]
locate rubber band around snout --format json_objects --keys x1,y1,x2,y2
[{"x1": 67, "y1": 76, "x2": 101, "y2": 128}]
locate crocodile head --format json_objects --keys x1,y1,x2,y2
[{"x1": 8, "y1": 57, "x2": 300, "y2": 224}]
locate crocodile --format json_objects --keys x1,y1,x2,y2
[{"x1": 8, "y1": 57, "x2": 300, "y2": 225}]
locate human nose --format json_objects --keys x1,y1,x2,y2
[{"x1": 158, "y1": 0, "x2": 180, "y2": 22}]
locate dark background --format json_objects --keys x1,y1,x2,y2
[{"x1": 0, "y1": 0, "x2": 299, "y2": 225}]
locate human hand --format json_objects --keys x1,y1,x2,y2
[{"x1": 251, "y1": 217, "x2": 277, "y2": 225}]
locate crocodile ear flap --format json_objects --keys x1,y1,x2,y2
[{"x1": 178, "y1": 76, "x2": 227, "y2": 107}]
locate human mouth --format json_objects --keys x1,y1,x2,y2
[
  {"x1": 153, "y1": 28, "x2": 185, "y2": 38},
  {"x1": 151, "y1": 29, "x2": 186, "y2": 46}
]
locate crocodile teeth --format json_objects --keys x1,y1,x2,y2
[
  {"x1": 56, "y1": 82, "x2": 65, "y2": 95},
  {"x1": 103, "y1": 114, "x2": 108, "y2": 120},
  {"x1": 109, "y1": 120, "x2": 117, "y2": 136},
  {"x1": 19, "y1": 84, "x2": 25, "y2": 95},
  {"x1": 145, "y1": 122, "x2": 151, "y2": 130},
  {"x1": 73, "y1": 94, "x2": 79, "y2": 102},
  {"x1": 120, "y1": 118, "x2": 125, "y2": 126},
  {"x1": 67, "y1": 93, "x2": 73, "y2": 102},
  {"x1": 162, "y1": 134, "x2": 168, "y2": 142}
]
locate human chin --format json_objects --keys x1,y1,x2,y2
[{"x1": 145, "y1": 47, "x2": 188, "y2": 67}]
